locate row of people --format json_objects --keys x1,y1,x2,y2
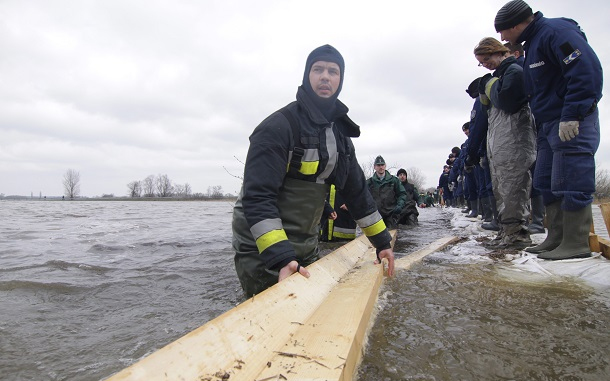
[
  {"x1": 442, "y1": 1, "x2": 602, "y2": 259},
  {"x1": 321, "y1": 155, "x2": 421, "y2": 242}
]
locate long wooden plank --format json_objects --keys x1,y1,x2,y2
[
  {"x1": 599, "y1": 202, "x2": 610, "y2": 238},
  {"x1": 106, "y1": 233, "x2": 387, "y2": 381},
  {"x1": 395, "y1": 236, "x2": 461, "y2": 270},
  {"x1": 254, "y1": 236, "x2": 459, "y2": 381},
  {"x1": 106, "y1": 234, "x2": 458, "y2": 381},
  {"x1": 254, "y1": 253, "x2": 383, "y2": 381}
]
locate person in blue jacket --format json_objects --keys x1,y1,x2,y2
[
  {"x1": 464, "y1": 78, "x2": 500, "y2": 231},
  {"x1": 438, "y1": 165, "x2": 452, "y2": 208},
  {"x1": 495, "y1": 0, "x2": 603, "y2": 260}
]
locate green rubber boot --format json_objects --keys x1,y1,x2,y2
[
  {"x1": 525, "y1": 200, "x2": 562, "y2": 254},
  {"x1": 538, "y1": 204, "x2": 592, "y2": 260}
]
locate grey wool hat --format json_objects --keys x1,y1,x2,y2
[
  {"x1": 374, "y1": 155, "x2": 385, "y2": 165},
  {"x1": 494, "y1": 0, "x2": 533, "y2": 32}
]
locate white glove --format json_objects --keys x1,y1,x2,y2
[{"x1": 559, "y1": 121, "x2": 579, "y2": 142}]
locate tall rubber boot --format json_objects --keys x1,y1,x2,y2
[
  {"x1": 538, "y1": 205, "x2": 592, "y2": 260},
  {"x1": 466, "y1": 199, "x2": 478, "y2": 218},
  {"x1": 525, "y1": 200, "x2": 562, "y2": 254},
  {"x1": 481, "y1": 195, "x2": 499, "y2": 231},
  {"x1": 462, "y1": 200, "x2": 471, "y2": 213},
  {"x1": 528, "y1": 195, "x2": 545, "y2": 234},
  {"x1": 481, "y1": 197, "x2": 492, "y2": 222}
]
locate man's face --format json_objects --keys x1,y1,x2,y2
[
  {"x1": 374, "y1": 163, "x2": 386, "y2": 176},
  {"x1": 309, "y1": 61, "x2": 341, "y2": 98},
  {"x1": 463, "y1": 128, "x2": 470, "y2": 136},
  {"x1": 499, "y1": 26, "x2": 522, "y2": 45},
  {"x1": 398, "y1": 173, "x2": 407, "y2": 182}
]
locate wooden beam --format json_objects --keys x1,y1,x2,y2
[
  {"x1": 106, "y1": 233, "x2": 387, "y2": 381},
  {"x1": 106, "y1": 234, "x2": 458, "y2": 381},
  {"x1": 395, "y1": 236, "x2": 461, "y2": 271},
  {"x1": 599, "y1": 203, "x2": 610, "y2": 238}
]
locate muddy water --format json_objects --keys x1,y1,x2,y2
[
  {"x1": 1, "y1": 200, "x2": 608, "y2": 380},
  {"x1": 357, "y1": 207, "x2": 610, "y2": 381}
]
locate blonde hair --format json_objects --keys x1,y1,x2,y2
[{"x1": 474, "y1": 37, "x2": 510, "y2": 56}]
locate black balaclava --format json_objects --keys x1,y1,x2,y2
[{"x1": 302, "y1": 44, "x2": 345, "y2": 120}]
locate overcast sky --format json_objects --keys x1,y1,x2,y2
[{"x1": 1, "y1": 0, "x2": 608, "y2": 197}]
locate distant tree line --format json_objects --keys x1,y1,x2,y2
[{"x1": 127, "y1": 174, "x2": 230, "y2": 199}]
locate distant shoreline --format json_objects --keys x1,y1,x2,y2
[{"x1": 0, "y1": 196, "x2": 238, "y2": 202}]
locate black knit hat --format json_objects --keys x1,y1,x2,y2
[
  {"x1": 495, "y1": 0, "x2": 533, "y2": 32},
  {"x1": 397, "y1": 168, "x2": 407, "y2": 177},
  {"x1": 466, "y1": 77, "x2": 481, "y2": 98}
]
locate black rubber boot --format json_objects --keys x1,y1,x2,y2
[
  {"x1": 538, "y1": 205, "x2": 592, "y2": 260},
  {"x1": 525, "y1": 200, "x2": 562, "y2": 254},
  {"x1": 481, "y1": 195, "x2": 499, "y2": 231},
  {"x1": 462, "y1": 199, "x2": 471, "y2": 213},
  {"x1": 466, "y1": 199, "x2": 478, "y2": 218},
  {"x1": 528, "y1": 195, "x2": 545, "y2": 234},
  {"x1": 481, "y1": 197, "x2": 493, "y2": 222}
]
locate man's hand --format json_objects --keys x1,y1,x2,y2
[
  {"x1": 278, "y1": 260, "x2": 310, "y2": 282},
  {"x1": 375, "y1": 248, "x2": 395, "y2": 277},
  {"x1": 329, "y1": 211, "x2": 338, "y2": 220},
  {"x1": 559, "y1": 121, "x2": 579, "y2": 142}
]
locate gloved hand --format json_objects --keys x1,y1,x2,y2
[
  {"x1": 392, "y1": 205, "x2": 402, "y2": 215},
  {"x1": 559, "y1": 121, "x2": 579, "y2": 142},
  {"x1": 448, "y1": 182, "x2": 455, "y2": 192},
  {"x1": 457, "y1": 175, "x2": 464, "y2": 183},
  {"x1": 464, "y1": 154, "x2": 480, "y2": 167},
  {"x1": 478, "y1": 74, "x2": 493, "y2": 94}
]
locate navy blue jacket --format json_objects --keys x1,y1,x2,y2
[
  {"x1": 518, "y1": 12, "x2": 603, "y2": 123},
  {"x1": 466, "y1": 98, "x2": 489, "y2": 161}
]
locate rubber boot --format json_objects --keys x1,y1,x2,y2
[
  {"x1": 538, "y1": 205, "x2": 592, "y2": 260},
  {"x1": 525, "y1": 200, "x2": 562, "y2": 254},
  {"x1": 466, "y1": 199, "x2": 478, "y2": 218},
  {"x1": 481, "y1": 197, "x2": 492, "y2": 222},
  {"x1": 481, "y1": 195, "x2": 499, "y2": 231},
  {"x1": 461, "y1": 199, "x2": 470, "y2": 213},
  {"x1": 528, "y1": 195, "x2": 545, "y2": 234}
]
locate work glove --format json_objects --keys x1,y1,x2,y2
[
  {"x1": 448, "y1": 182, "x2": 455, "y2": 192},
  {"x1": 457, "y1": 175, "x2": 464, "y2": 183},
  {"x1": 559, "y1": 121, "x2": 579, "y2": 142},
  {"x1": 464, "y1": 154, "x2": 480, "y2": 167}
]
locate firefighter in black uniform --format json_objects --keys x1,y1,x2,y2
[{"x1": 232, "y1": 45, "x2": 395, "y2": 297}]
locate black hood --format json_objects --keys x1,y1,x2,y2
[{"x1": 301, "y1": 44, "x2": 345, "y2": 120}]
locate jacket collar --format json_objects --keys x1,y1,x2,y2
[
  {"x1": 296, "y1": 86, "x2": 361, "y2": 137},
  {"x1": 495, "y1": 56, "x2": 517, "y2": 76},
  {"x1": 517, "y1": 11, "x2": 544, "y2": 44}
]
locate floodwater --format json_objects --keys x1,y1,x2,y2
[{"x1": 0, "y1": 200, "x2": 608, "y2": 381}]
